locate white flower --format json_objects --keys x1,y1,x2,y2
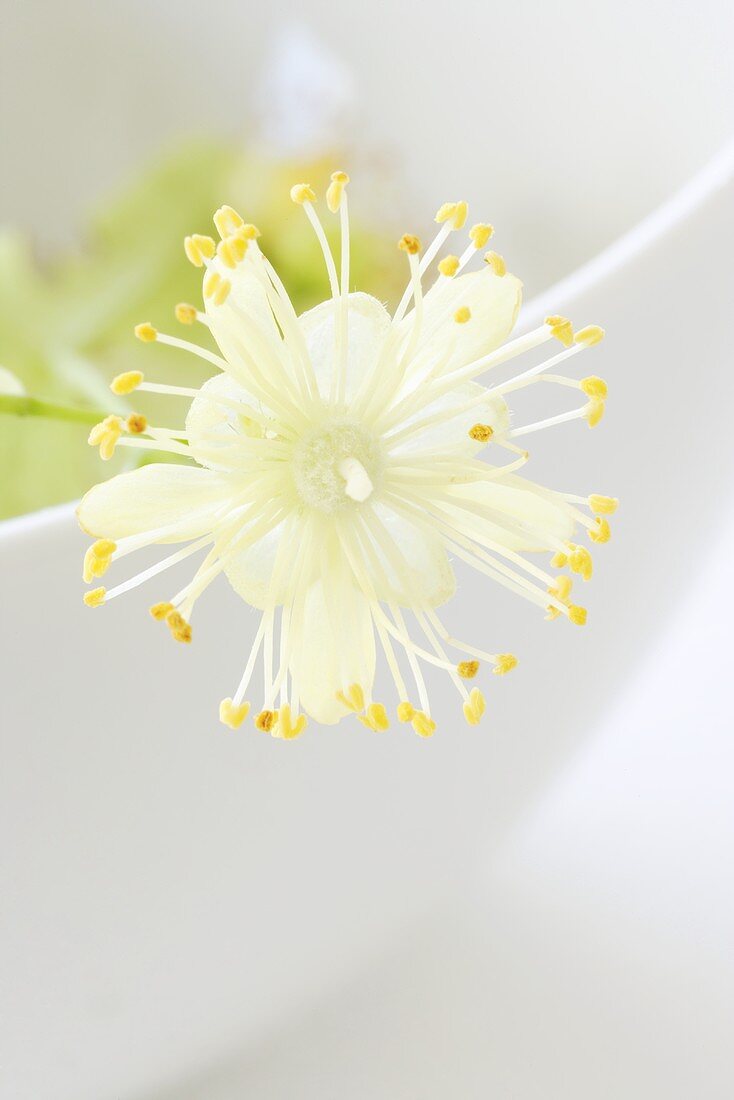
[{"x1": 78, "y1": 175, "x2": 617, "y2": 739}]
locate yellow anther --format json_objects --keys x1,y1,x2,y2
[
  {"x1": 275, "y1": 704, "x2": 307, "y2": 740},
  {"x1": 457, "y1": 660, "x2": 480, "y2": 679},
  {"x1": 545, "y1": 315, "x2": 574, "y2": 347},
  {"x1": 568, "y1": 544, "x2": 593, "y2": 581},
  {"x1": 212, "y1": 277, "x2": 231, "y2": 306},
  {"x1": 184, "y1": 234, "x2": 215, "y2": 266},
  {"x1": 438, "y1": 255, "x2": 460, "y2": 277},
  {"x1": 359, "y1": 702, "x2": 390, "y2": 732},
  {"x1": 580, "y1": 376, "x2": 608, "y2": 400},
  {"x1": 290, "y1": 183, "x2": 316, "y2": 205},
  {"x1": 203, "y1": 270, "x2": 221, "y2": 298},
  {"x1": 469, "y1": 423, "x2": 493, "y2": 444},
  {"x1": 216, "y1": 235, "x2": 247, "y2": 269},
  {"x1": 126, "y1": 414, "x2": 147, "y2": 434},
  {"x1": 133, "y1": 323, "x2": 157, "y2": 344},
  {"x1": 219, "y1": 698, "x2": 250, "y2": 729},
  {"x1": 412, "y1": 711, "x2": 436, "y2": 738},
  {"x1": 83, "y1": 587, "x2": 106, "y2": 608},
  {"x1": 149, "y1": 602, "x2": 174, "y2": 621},
  {"x1": 88, "y1": 415, "x2": 122, "y2": 461},
  {"x1": 469, "y1": 223, "x2": 494, "y2": 248},
  {"x1": 83, "y1": 539, "x2": 116, "y2": 583},
  {"x1": 549, "y1": 575, "x2": 573, "y2": 602},
  {"x1": 111, "y1": 370, "x2": 144, "y2": 396},
  {"x1": 589, "y1": 494, "x2": 618, "y2": 515},
  {"x1": 175, "y1": 302, "x2": 197, "y2": 325},
  {"x1": 239, "y1": 223, "x2": 261, "y2": 240},
  {"x1": 454, "y1": 306, "x2": 472, "y2": 324},
  {"x1": 336, "y1": 683, "x2": 365, "y2": 712},
  {"x1": 568, "y1": 605, "x2": 587, "y2": 626},
  {"x1": 484, "y1": 251, "x2": 507, "y2": 277},
  {"x1": 326, "y1": 170, "x2": 350, "y2": 213},
  {"x1": 585, "y1": 397, "x2": 606, "y2": 428},
  {"x1": 213, "y1": 205, "x2": 244, "y2": 239},
  {"x1": 493, "y1": 654, "x2": 518, "y2": 675},
  {"x1": 398, "y1": 234, "x2": 421, "y2": 255},
  {"x1": 255, "y1": 709, "x2": 276, "y2": 733},
  {"x1": 589, "y1": 517, "x2": 611, "y2": 543},
  {"x1": 397, "y1": 701, "x2": 415, "y2": 723},
  {"x1": 435, "y1": 201, "x2": 468, "y2": 229},
  {"x1": 551, "y1": 550, "x2": 568, "y2": 568},
  {"x1": 545, "y1": 606, "x2": 561, "y2": 621},
  {"x1": 166, "y1": 609, "x2": 192, "y2": 643},
  {"x1": 462, "y1": 687, "x2": 486, "y2": 726},
  {"x1": 575, "y1": 325, "x2": 605, "y2": 346}
]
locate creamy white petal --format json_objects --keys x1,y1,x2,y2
[
  {"x1": 291, "y1": 578, "x2": 376, "y2": 724},
  {"x1": 441, "y1": 480, "x2": 575, "y2": 552},
  {"x1": 298, "y1": 292, "x2": 392, "y2": 401},
  {"x1": 77, "y1": 464, "x2": 235, "y2": 542},
  {"x1": 223, "y1": 518, "x2": 292, "y2": 610},
  {"x1": 185, "y1": 372, "x2": 270, "y2": 469},
  {"x1": 391, "y1": 383, "x2": 510, "y2": 457},
  {"x1": 399, "y1": 267, "x2": 522, "y2": 381},
  {"x1": 365, "y1": 503, "x2": 456, "y2": 608}
]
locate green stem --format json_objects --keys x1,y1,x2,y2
[{"x1": 0, "y1": 394, "x2": 107, "y2": 427}]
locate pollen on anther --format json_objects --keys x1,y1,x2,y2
[
  {"x1": 454, "y1": 306, "x2": 471, "y2": 324},
  {"x1": 397, "y1": 701, "x2": 415, "y2": 723},
  {"x1": 568, "y1": 605, "x2": 588, "y2": 626},
  {"x1": 469, "y1": 423, "x2": 493, "y2": 444},
  {"x1": 457, "y1": 660, "x2": 480, "y2": 679},
  {"x1": 219, "y1": 698, "x2": 250, "y2": 729},
  {"x1": 255, "y1": 710, "x2": 276, "y2": 732},
  {"x1": 412, "y1": 711, "x2": 436, "y2": 737},
  {"x1": 589, "y1": 494, "x2": 618, "y2": 515},
  {"x1": 438, "y1": 255, "x2": 460, "y2": 277},
  {"x1": 134, "y1": 322, "x2": 157, "y2": 343},
  {"x1": 175, "y1": 303, "x2": 198, "y2": 325},
  {"x1": 581, "y1": 376, "x2": 608, "y2": 399},
  {"x1": 213, "y1": 205, "x2": 244, "y2": 239},
  {"x1": 111, "y1": 370, "x2": 144, "y2": 396},
  {"x1": 126, "y1": 414, "x2": 147, "y2": 434},
  {"x1": 184, "y1": 234, "x2": 215, "y2": 267},
  {"x1": 469, "y1": 223, "x2": 494, "y2": 248},
  {"x1": 398, "y1": 234, "x2": 421, "y2": 255},
  {"x1": 290, "y1": 183, "x2": 316, "y2": 205},
  {"x1": 150, "y1": 602, "x2": 174, "y2": 621},
  {"x1": 575, "y1": 325, "x2": 605, "y2": 346},
  {"x1": 494, "y1": 654, "x2": 518, "y2": 675},
  {"x1": 435, "y1": 201, "x2": 468, "y2": 229},
  {"x1": 484, "y1": 251, "x2": 507, "y2": 277},
  {"x1": 585, "y1": 397, "x2": 606, "y2": 428},
  {"x1": 83, "y1": 587, "x2": 106, "y2": 608}
]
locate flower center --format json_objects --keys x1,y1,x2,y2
[{"x1": 292, "y1": 419, "x2": 383, "y2": 513}]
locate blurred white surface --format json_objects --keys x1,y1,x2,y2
[
  {"x1": 2, "y1": 133, "x2": 734, "y2": 1097},
  {"x1": 2, "y1": 1, "x2": 734, "y2": 290}
]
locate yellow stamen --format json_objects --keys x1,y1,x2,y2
[
  {"x1": 88, "y1": 415, "x2": 122, "y2": 461},
  {"x1": 457, "y1": 660, "x2": 479, "y2": 679},
  {"x1": 240, "y1": 224, "x2": 261, "y2": 240},
  {"x1": 435, "y1": 201, "x2": 468, "y2": 229},
  {"x1": 581, "y1": 376, "x2": 608, "y2": 399},
  {"x1": 336, "y1": 683, "x2": 365, "y2": 712},
  {"x1": 412, "y1": 711, "x2": 436, "y2": 737},
  {"x1": 589, "y1": 494, "x2": 618, "y2": 515},
  {"x1": 438, "y1": 255, "x2": 460, "y2": 277},
  {"x1": 397, "y1": 701, "x2": 415, "y2": 723},
  {"x1": 275, "y1": 704, "x2": 307, "y2": 739},
  {"x1": 575, "y1": 325, "x2": 605, "y2": 346},
  {"x1": 255, "y1": 710, "x2": 276, "y2": 733},
  {"x1": 484, "y1": 251, "x2": 506, "y2": 277},
  {"x1": 326, "y1": 170, "x2": 350, "y2": 213},
  {"x1": 219, "y1": 698, "x2": 250, "y2": 729},
  {"x1": 359, "y1": 703, "x2": 390, "y2": 732},
  {"x1": 568, "y1": 605, "x2": 587, "y2": 626},
  {"x1": 126, "y1": 414, "x2": 147, "y2": 434},
  {"x1": 548, "y1": 575, "x2": 573, "y2": 602},
  {"x1": 468, "y1": 423, "x2": 493, "y2": 444},
  {"x1": 150, "y1": 602, "x2": 174, "y2": 621},
  {"x1": 589, "y1": 517, "x2": 611, "y2": 543},
  {"x1": 454, "y1": 306, "x2": 471, "y2": 324},
  {"x1": 175, "y1": 302, "x2": 198, "y2": 325},
  {"x1": 545, "y1": 315, "x2": 574, "y2": 347},
  {"x1": 184, "y1": 234, "x2": 215, "y2": 267},
  {"x1": 568, "y1": 544, "x2": 593, "y2": 581},
  {"x1": 111, "y1": 370, "x2": 144, "y2": 396},
  {"x1": 83, "y1": 587, "x2": 106, "y2": 608},
  {"x1": 213, "y1": 205, "x2": 244, "y2": 239},
  {"x1": 133, "y1": 323, "x2": 157, "y2": 344},
  {"x1": 290, "y1": 183, "x2": 316, "y2": 205},
  {"x1": 551, "y1": 551, "x2": 568, "y2": 568},
  {"x1": 494, "y1": 653, "x2": 518, "y2": 675},
  {"x1": 216, "y1": 235, "x2": 247, "y2": 269},
  {"x1": 398, "y1": 234, "x2": 421, "y2": 255},
  {"x1": 166, "y1": 609, "x2": 192, "y2": 643},
  {"x1": 469, "y1": 223, "x2": 494, "y2": 248},
  {"x1": 462, "y1": 687, "x2": 486, "y2": 726},
  {"x1": 82, "y1": 539, "x2": 116, "y2": 583},
  {"x1": 585, "y1": 398, "x2": 606, "y2": 428}
]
